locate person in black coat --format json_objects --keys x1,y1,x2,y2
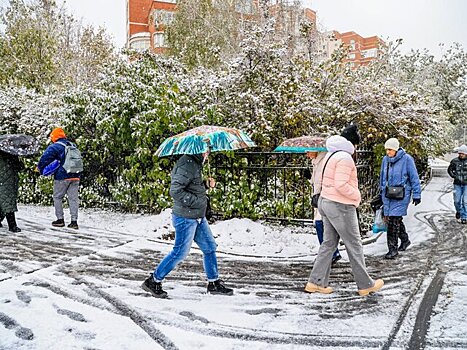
[
  {"x1": 0, "y1": 151, "x2": 23, "y2": 232},
  {"x1": 448, "y1": 145, "x2": 467, "y2": 224}
]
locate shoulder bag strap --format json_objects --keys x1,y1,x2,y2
[{"x1": 320, "y1": 151, "x2": 342, "y2": 188}]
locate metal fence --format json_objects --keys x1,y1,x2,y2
[{"x1": 208, "y1": 150, "x2": 379, "y2": 230}]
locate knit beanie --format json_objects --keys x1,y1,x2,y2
[
  {"x1": 50, "y1": 128, "x2": 66, "y2": 143},
  {"x1": 384, "y1": 138, "x2": 400, "y2": 151},
  {"x1": 341, "y1": 123, "x2": 361, "y2": 145}
]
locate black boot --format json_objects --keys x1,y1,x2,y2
[
  {"x1": 68, "y1": 221, "x2": 79, "y2": 230},
  {"x1": 0, "y1": 213, "x2": 4, "y2": 228},
  {"x1": 141, "y1": 274, "x2": 168, "y2": 298},
  {"x1": 207, "y1": 280, "x2": 234, "y2": 295},
  {"x1": 52, "y1": 219, "x2": 65, "y2": 227},
  {"x1": 6, "y1": 212, "x2": 21, "y2": 233},
  {"x1": 398, "y1": 240, "x2": 411, "y2": 251},
  {"x1": 384, "y1": 250, "x2": 398, "y2": 259}
]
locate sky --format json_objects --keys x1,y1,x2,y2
[{"x1": 34, "y1": 1, "x2": 467, "y2": 58}]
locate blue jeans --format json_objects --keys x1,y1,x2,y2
[
  {"x1": 316, "y1": 220, "x2": 340, "y2": 258},
  {"x1": 454, "y1": 184, "x2": 467, "y2": 220},
  {"x1": 154, "y1": 214, "x2": 218, "y2": 282}
]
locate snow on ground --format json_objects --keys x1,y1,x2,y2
[{"x1": 1, "y1": 175, "x2": 466, "y2": 349}]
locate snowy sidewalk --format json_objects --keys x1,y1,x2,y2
[{"x1": 1, "y1": 175, "x2": 466, "y2": 349}]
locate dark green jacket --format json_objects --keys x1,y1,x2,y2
[
  {"x1": 448, "y1": 156, "x2": 467, "y2": 185},
  {"x1": 0, "y1": 152, "x2": 22, "y2": 214},
  {"x1": 170, "y1": 154, "x2": 207, "y2": 219}
]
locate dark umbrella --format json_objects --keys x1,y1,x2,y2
[{"x1": 0, "y1": 134, "x2": 41, "y2": 156}]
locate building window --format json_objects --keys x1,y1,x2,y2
[
  {"x1": 153, "y1": 10, "x2": 175, "y2": 26},
  {"x1": 155, "y1": 0, "x2": 176, "y2": 3},
  {"x1": 350, "y1": 39, "x2": 356, "y2": 50},
  {"x1": 154, "y1": 32, "x2": 167, "y2": 48},
  {"x1": 235, "y1": 0, "x2": 255, "y2": 14},
  {"x1": 361, "y1": 48, "x2": 378, "y2": 58},
  {"x1": 129, "y1": 33, "x2": 151, "y2": 51}
]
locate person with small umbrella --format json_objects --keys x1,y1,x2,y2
[
  {"x1": 0, "y1": 133, "x2": 39, "y2": 232},
  {"x1": 0, "y1": 151, "x2": 23, "y2": 232},
  {"x1": 142, "y1": 126, "x2": 255, "y2": 298}
]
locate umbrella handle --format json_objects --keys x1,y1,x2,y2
[{"x1": 206, "y1": 156, "x2": 213, "y2": 191}]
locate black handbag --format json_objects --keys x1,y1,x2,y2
[
  {"x1": 385, "y1": 162, "x2": 405, "y2": 200},
  {"x1": 311, "y1": 194, "x2": 320, "y2": 208},
  {"x1": 311, "y1": 151, "x2": 341, "y2": 208}
]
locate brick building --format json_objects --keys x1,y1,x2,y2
[
  {"x1": 333, "y1": 31, "x2": 385, "y2": 65},
  {"x1": 126, "y1": 0, "x2": 384, "y2": 66},
  {"x1": 127, "y1": 0, "x2": 176, "y2": 53}
]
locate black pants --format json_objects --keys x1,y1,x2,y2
[{"x1": 387, "y1": 216, "x2": 409, "y2": 252}]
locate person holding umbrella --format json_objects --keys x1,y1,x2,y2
[
  {"x1": 0, "y1": 133, "x2": 39, "y2": 232},
  {"x1": 142, "y1": 126, "x2": 255, "y2": 298},
  {"x1": 0, "y1": 151, "x2": 23, "y2": 232}
]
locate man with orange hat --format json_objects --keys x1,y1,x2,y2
[{"x1": 37, "y1": 128, "x2": 82, "y2": 229}]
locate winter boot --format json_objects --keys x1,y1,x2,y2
[
  {"x1": 462, "y1": 219, "x2": 467, "y2": 225},
  {"x1": 141, "y1": 275, "x2": 168, "y2": 298},
  {"x1": 6, "y1": 212, "x2": 21, "y2": 233},
  {"x1": 456, "y1": 212, "x2": 461, "y2": 219},
  {"x1": 304, "y1": 282, "x2": 333, "y2": 294},
  {"x1": 68, "y1": 221, "x2": 79, "y2": 230},
  {"x1": 358, "y1": 279, "x2": 384, "y2": 296},
  {"x1": 384, "y1": 250, "x2": 398, "y2": 259},
  {"x1": 207, "y1": 280, "x2": 234, "y2": 296},
  {"x1": 0, "y1": 213, "x2": 4, "y2": 228},
  {"x1": 52, "y1": 219, "x2": 65, "y2": 227},
  {"x1": 398, "y1": 240, "x2": 411, "y2": 251}
]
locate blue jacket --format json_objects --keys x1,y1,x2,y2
[
  {"x1": 37, "y1": 138, "x2": 81, "y2": 180},
  {"x1": 379, "y1": 148, "x2": 421, "y2": 217}
]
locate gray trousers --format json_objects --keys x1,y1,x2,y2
[
  {"x1": 53, "y1": 180, "x2": 79, "y2": 221},
  {"x1": 308, "y1": 197, "x2": 374, "y2": 290}
]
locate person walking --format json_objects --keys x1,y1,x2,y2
[
  {"x1": 141, "y1": 149, "x2": 233, "y2": 298},
  {"x1": 306, "y1": 151, "x2": 341, "y2": 264},
  {"x1": 448, "y1": 144, "x2": 467, "y2": 224},
  {"x1": 380, "y1": 138, "x2": 421, "y2": 259},
  {"x1": 0, "y1": 151, "x2": 23, "y2": 232},
  {"x1": 37, "y1": 128, "x2": 82, "y2": 230},
  {"x1": 305, "y1": 135, "x2": 384, "y2": 296}
]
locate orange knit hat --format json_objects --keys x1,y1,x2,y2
[{"x1": 50, "y1": 128, "x2": 66, "y2": 143}]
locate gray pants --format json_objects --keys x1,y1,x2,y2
[
  {"x1": 308, "y1": 197, "x2": 374, "y2": 290},
  {"x1": 53, "y1": 180, "x2": 79, "y2": 221}
]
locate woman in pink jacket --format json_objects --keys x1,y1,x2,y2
[{"x1": 304, "y1": 135, "x2": 384, "y2": 296}]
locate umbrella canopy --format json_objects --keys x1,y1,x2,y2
[
  {"x1": 274, "y1": 135, "x2": 327, "y2": 153},
  {"x1": 0, "y1": 134, "x2": 41, "y2": 156},
  {"x1": 156, "y1": 125, "x2": 256, "y2": 157}
]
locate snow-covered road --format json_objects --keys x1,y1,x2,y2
[{"x1": 1, "y1": 175, "x2": 466, "y2": 350}]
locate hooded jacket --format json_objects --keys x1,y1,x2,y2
[
  {"x1": 320, "y1": 135, "x2": 361, "y2": 207},
  {"x1": 170, "y1": 154, "x2": 208, "y2": 219},
  {"x1": 448, "y1": 156, "x2": 467, "y2": 185},
  {"x1": 379, "y1": 148, "x2": 421, "y2": 217},
  {"x1": 37, "y1": 138, "x2": 81, "y2": 180}
]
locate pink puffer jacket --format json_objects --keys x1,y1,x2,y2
[{"x1": 320, "y1": 135, "x2": 361, "y2": 207}]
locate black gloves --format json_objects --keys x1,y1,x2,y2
[
  {"x1": 413, "y1": 198, "x2": 421, "y2": 206},
  {"x1": 304, "y1": 168, "x2": 312, "y2": 180}
]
